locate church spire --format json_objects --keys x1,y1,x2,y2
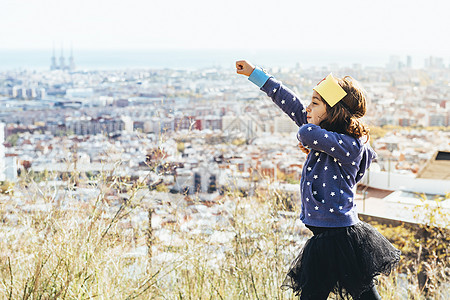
[
  {"x1": 50, "y1": 42, "x2": 57, "y2": 70},
  {"x1": 69, "y1": 43, "x2": 75, "y2": 71},
  {"x1": 50, "y1": 42, "x2": 75, "y2": 71},
  {"x1": 59, "y1": 43, "x2": 66, "y2": 70}
]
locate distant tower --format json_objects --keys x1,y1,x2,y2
[
  {"x1": 69, "y1": 45, "x2": 75, "y2": 71},
  {"x1": 50, "y1": 43, "x2": 58, "y2": 70},
  {"x1": 59, "y1": 44, "x2": 66, "y2": 70},
  {"x1": 406, "y1": 56, "x2": 412, "y2": 69}
]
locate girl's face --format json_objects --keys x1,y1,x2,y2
[{"x1": 306, "y1": 91, "x2": 328, "y2": 125}]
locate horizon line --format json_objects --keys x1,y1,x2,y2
[{"x1": 0, "y1": 47, "x2": 446, "y2": 56}]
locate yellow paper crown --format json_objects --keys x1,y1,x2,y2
[{"x1": 313, "y1": 73, "x2": 347, "y2": 107}]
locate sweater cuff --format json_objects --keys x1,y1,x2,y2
[{"x1": 248, "y1": 66, "x2": 271, "y2": 88}]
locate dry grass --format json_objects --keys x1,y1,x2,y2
[
  {"x1": 0, "y1": 169, "x2": 448, "y2": 299},
  {"x1": 0, "y1": 170, "x2": 306, "y2": 299},
  {"x1": 373, "y1": 196, "x2": 450, "y2": 300}
]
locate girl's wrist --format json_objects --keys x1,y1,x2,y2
[{"x1": 248, "y1": 66, "x2": 271, "y2": 88}]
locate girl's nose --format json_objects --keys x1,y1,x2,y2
[{"x1": 306, "y1": 104, "x2": 311, "y2": 112}]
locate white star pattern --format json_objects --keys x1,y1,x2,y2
[
  {"x1": 339, "y1": 206, "x2": 343, "y2": 210},
  {"x1": 313, "y1": 140, "x2": 318, "y2": 145},
  {"x1": 291, "y1": 112, "x2": 295, "y2": 116},
  {"x1": 346, "y1": 152, "x2": 350, "y2": 156},
  {"x1": 273, "y1": 88, "x2": 277, "y2": 93},
  {"x1": 334, "y1": 158, "x2": 337, "y2": 162},
  {"x1": 315, "y1": 206, "x2": 319, "y2": 210},
  {"x1": 308, "y1": 127, "x2": 312, "y2": 131},
  {"x1": 352, "y1": 141, "x2": 357, "y2": 146},
  {"x1": 281, "y1": 100, "x2": 285, "y2": 104},
  {"x1": 321, "y1": 200, "x2": 325, "y2": 203},
  {"x1": 339, "y1": 140, "x2": 343, "y2": 144},
  {"x1": 324, "y1": 134, "x2": 328, "y2": 138},
  {"x1": 292, "y1": 96, "x2": 296, "y2": 101},
  {"x1": 352, "y1": 162, "x2": 356, "y2": 165},
  {"x1": 313, "y1": 175, "x2": 318, "y2": 179},
  {"x1": 313, "y1": 191, "x2": 317, "y2": 195},
  {"x1": 329, "y1": 208, "x2": 334, "y2": 213},
  {"x1": 340, "y1": 190, "x2": 344, "y2": 194},
  {"x1": 307, "y1": 182, "x2": 310, "y2": 185},
  {"x1": 347, "y1": 175, "x2": 350, "y2": 179},
  {"x1": 306, "y1": 197, "x2": 310, "y2": 202},
  {"x1": 322, "y1": 183, "x2": 326, "y2": 187},
  {"x1": 324, "y1": 166, "x2": 328, "y2": 170},
  {"x1": 317, "y1": 158, "x2": 321, "y2": 162},
  {"x1": 331, "y1": 147, "x2": 335, "y2": 151},
  {"x1": 315, "y1": 152, "x2": 319, "y2": 156},
  {"x1": 308, "y1": 213, "x2": 311, "y2": 216},
  {"x1": 359, "y1": 173, "x2": 364, "y2": 177},
  {"x1": 333, "y1": 175, "x2": 338, "y2": 180},
  {"x1": 307, "y1": 167, "x2": 312, "y2": 171},
  {"x1": 330, "y1": 192, "x2": 335, "y2": 196},
  {"x1": 348, "y1": 197, "x2": 353, "y2": 202}
]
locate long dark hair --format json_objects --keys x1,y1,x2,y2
[{"x1": 319, "y1": 76, "x2": 370, "y2": 142}]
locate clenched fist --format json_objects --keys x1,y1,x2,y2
[
  {"x1": 298, "y1": 143, "x2": 310, "y2": 155},
  {"x1": 236, "y1": 60, "x2": 255, "y2": 77}
]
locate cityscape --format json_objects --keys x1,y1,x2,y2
[
  {"x1": 1, "y1": 53, "x2": 449, "y2": 190},
  {"x1": 0, "y1": 51, "x2": 449, "y2": 298}
]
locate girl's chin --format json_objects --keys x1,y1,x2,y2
[{"x1": 307, "y1": 119, "x2": 319, "y2": 125}]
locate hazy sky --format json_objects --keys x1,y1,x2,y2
[{"x1": 1, "y1": 0, "x2": 449, "y2": 56}]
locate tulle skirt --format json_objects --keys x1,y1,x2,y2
[{"x1": 282, "y1": 221, "x2": 401, "y2": 299}]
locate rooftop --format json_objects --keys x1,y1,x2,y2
[{"x1": 416, "y1": 151, "x2": 450, "y2": 180}]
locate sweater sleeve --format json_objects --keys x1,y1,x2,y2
[
  {"x1": 248, "y1": 67, "x2": 308, "y2": 127},
  {"x1": 298, "y1": 124, "x2": 361, "y2": 163}
]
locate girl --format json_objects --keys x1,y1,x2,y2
[{"x1": 236, "y1": 60, "x2": 400, "y2": 300}]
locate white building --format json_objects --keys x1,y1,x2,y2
[
  {"x1": 0, "y1": 123, "x2": 5, "y2": 181},
  {"x1": 5, "y1": 155, "x2": 18, "y2": 182},
  {"x1": 362, "y1": 151, "x2": 450, "y2": 196}
]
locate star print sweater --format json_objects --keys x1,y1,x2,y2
[{"x1": 248, "y1": 67, "x2": 377, "y2": 227}]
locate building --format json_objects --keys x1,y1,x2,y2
[
  {"x1": 5, "y1": 154, "x2": 18, "y2": 182},
  {"x1": 406, "y1": 56, "x2": 412, "y2": 68},
  {"x1": 50, "y1": 44, "x2": 75, "y2": 71},
  {"x1": 361, "y1": 151, "x2": 450, "y2": 196},
  {"x1": 428, "y1": 112, "x2": 447, "y2": 127},
  {"x1": 174, "y1": 116, "x2": 198, "y2": 131},
  {"x1": 65, "y1": 116, "x2": 132, "y2": 136},
  {"x1": 197, "y1": 116, "x2": 222, "y2": 131},
  {"x1": 424, "y1": 56, "x2": 445, "y2": 69},
  {"x1": 416, "y1": 151, "x2": 450, "y2": 181},
  {"x1": 0, "y1": 123, "x2": 5, "y2": 181}
]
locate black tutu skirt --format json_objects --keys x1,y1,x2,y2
[{"x1": 282, "y1": 221, "x2": 401, "y2": 299}]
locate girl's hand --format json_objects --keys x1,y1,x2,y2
[
  {"x1": 298, "y1": 143, "x2": 310, "y2": 155},
  {"x1": 236, "y1": 60, "x2": 255, "y2": 77}
]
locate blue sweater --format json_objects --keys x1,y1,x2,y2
[{"x1": 249, "y1": 67, "x2": 377, "y2": 227}]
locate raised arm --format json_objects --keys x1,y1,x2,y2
[
  {"x1": 236, "y1": 60, "x2": 307, "y2": 127},
  {"x1": 298, "y1": 124, "x2": 362, "y2": 163}
]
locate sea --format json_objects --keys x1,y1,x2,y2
[{"x1": 0, "y1": 48, "x2": 436, "y2": 71}]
